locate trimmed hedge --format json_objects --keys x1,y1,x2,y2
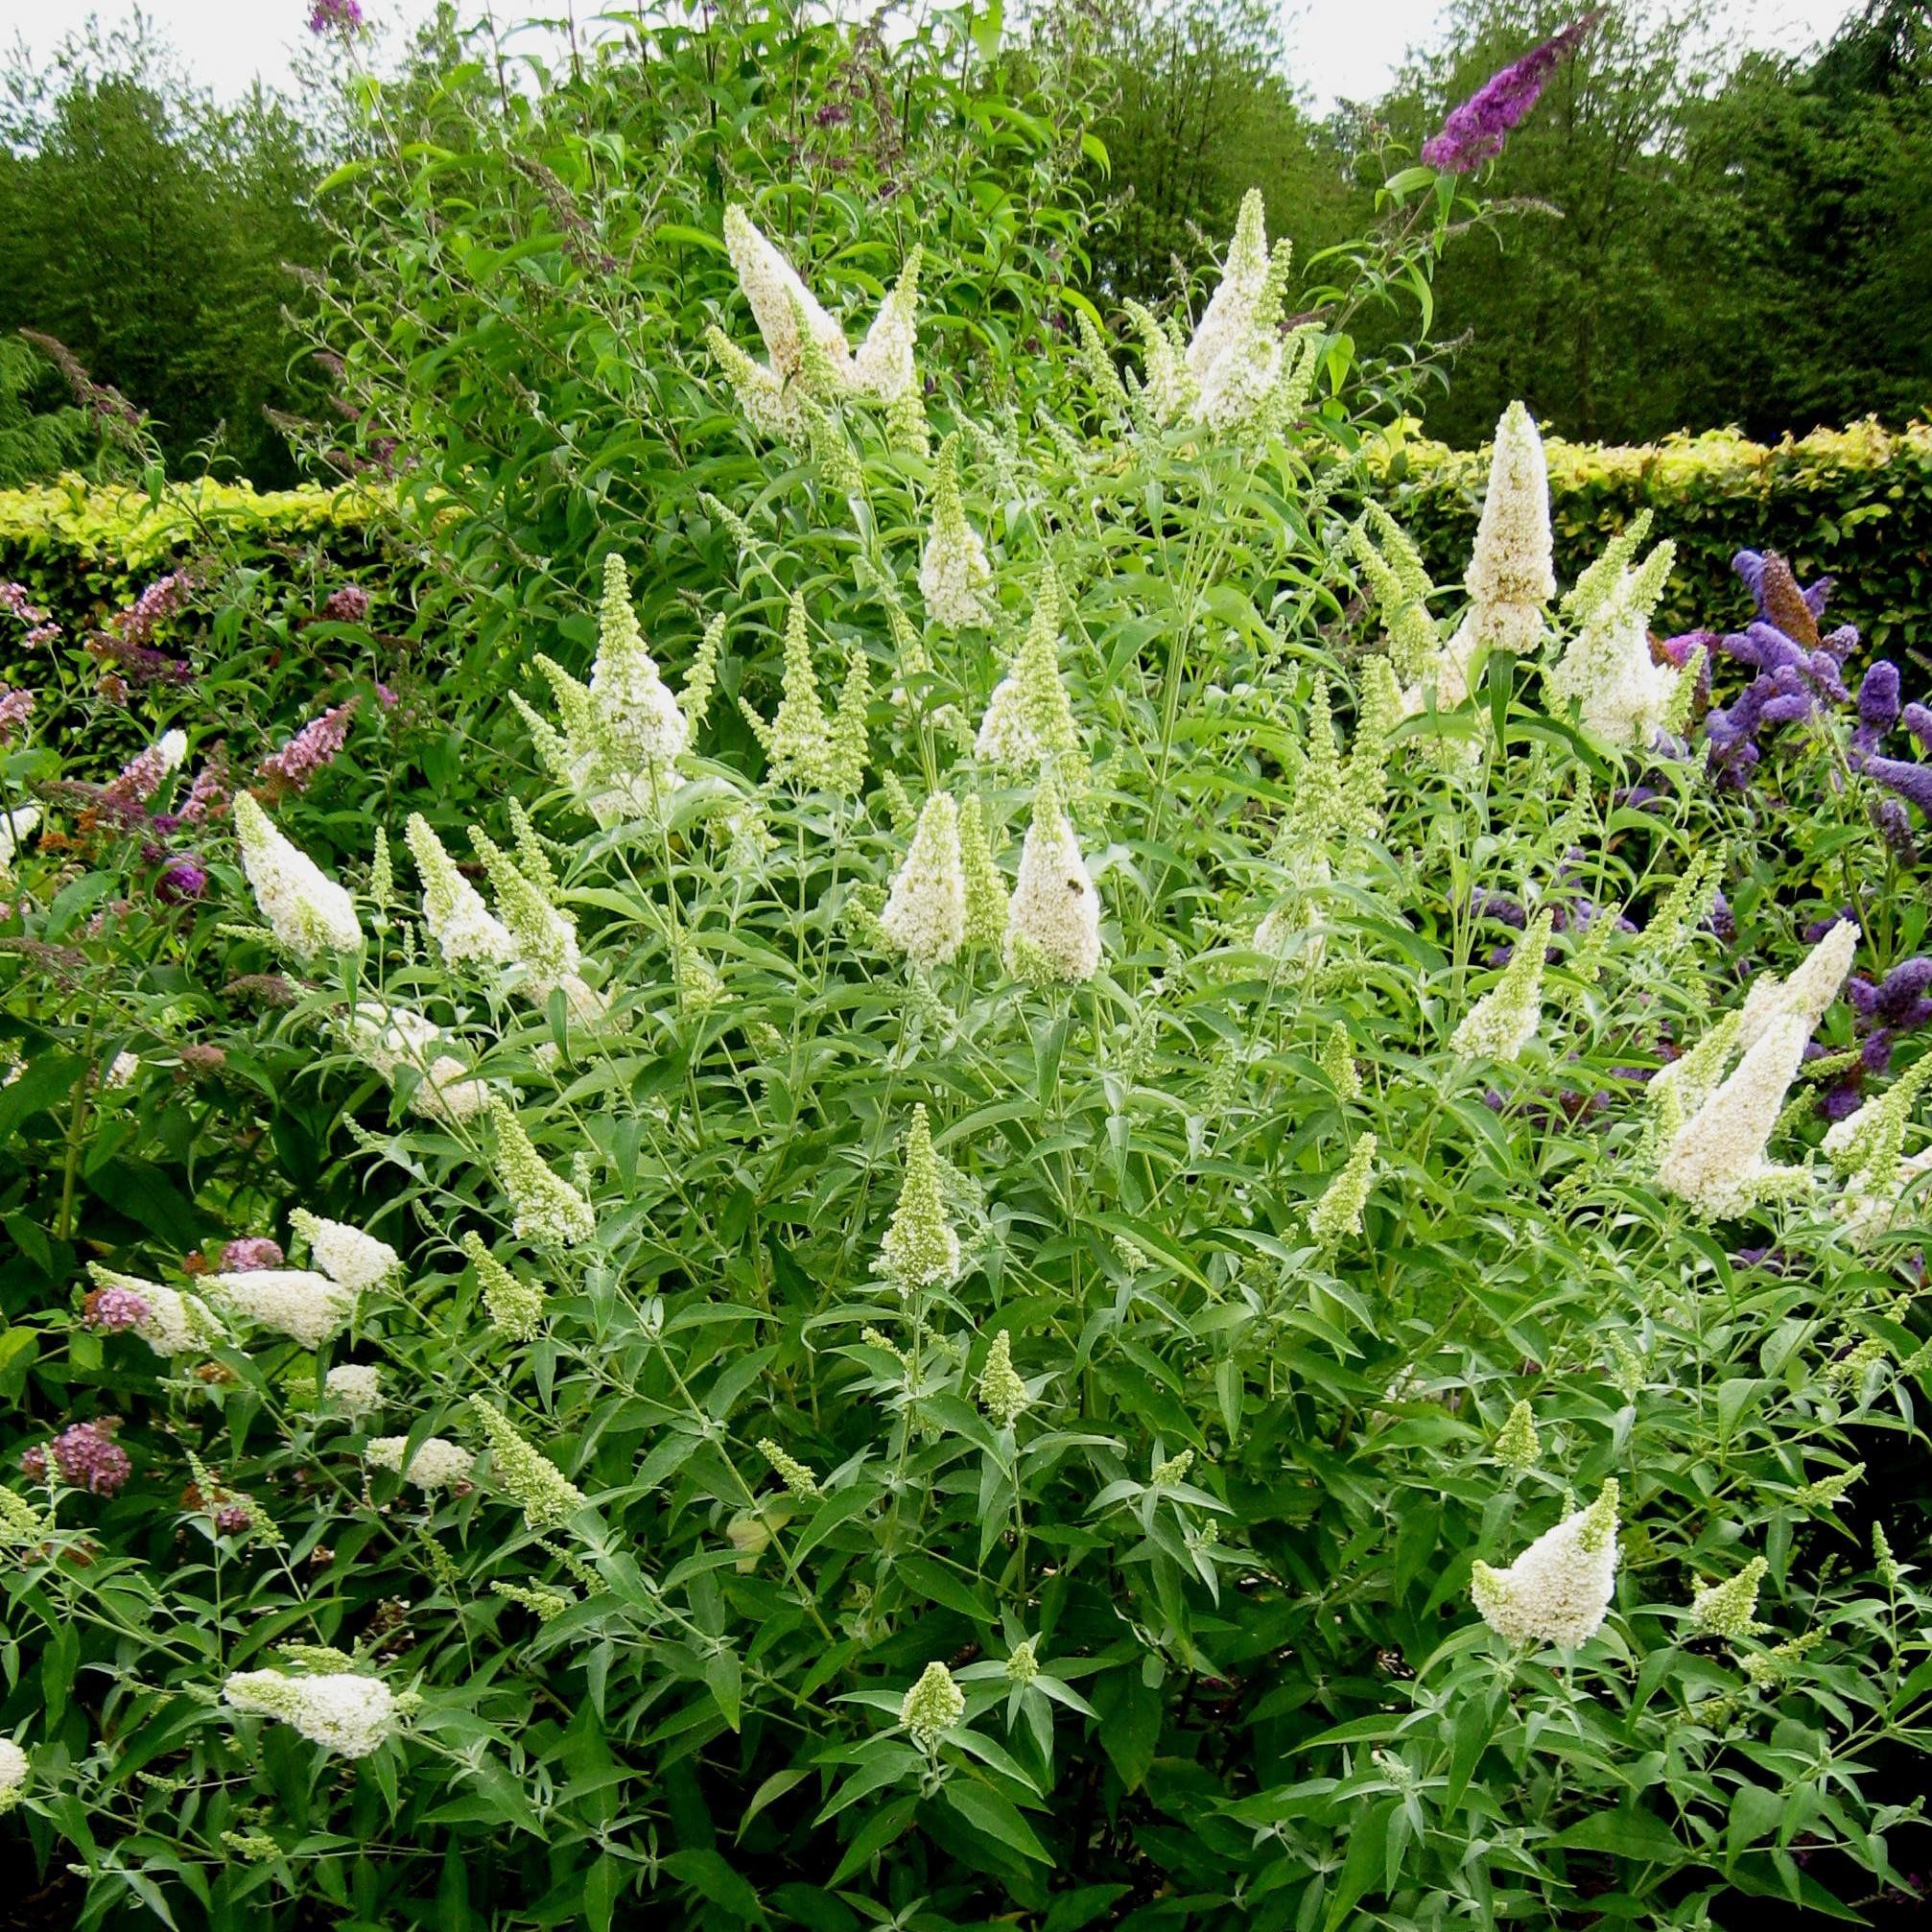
[
  {"x1": 1383, "y1": 416, "x2": 1932, "y2": 654},
  {"x1": 9, "y1": 419, "x2": 1932, "y2": 671}
]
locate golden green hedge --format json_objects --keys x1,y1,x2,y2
[{"x1": 1380, "y1": 417, "x2": 1932, "y2": 651}]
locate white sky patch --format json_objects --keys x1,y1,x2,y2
[{"x1": 6, "y1": 0, "x2": 1866, "y2": 114}]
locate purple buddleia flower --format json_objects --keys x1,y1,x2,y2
[
  {"x1": 1854, "y1": 660, "x2": 1902, "y2": 757},
  {"x1": 308, "y1": 0, "x2": 365, "y2": 33},
  {"x1": 1818, "y1": 1081, "x2": 1865, "y2": 1122},
  {"x1": 1422, "y1": 12, "x2": 1602, "y2": 173},
  {"x1": 156, "y1": 858, "x2": 208, "y2": 905},
  {"x1": 1873, "y1": 797, "x2": 1918, "y2": 860},
  {"x1": 221, "y1": 1237, "x2": 284, "y2": 1272},
  {"x1": 1706, "y1": 891, "x2": 1735, "y2": 945},
  {"x1": 1732, "y1": 550, "x2": 1831, "y2": 637},
  {"x1": 1903, "y1": 702, "x2": 1932, "y2": 753},
  {"x1": 30, "y1": 1420, "x2": 131, "y2": 1496},
  {"x1": 259, "y1": 698, "x2": 359, "y2": 795},
  {"x1": 1865, "y1": 754, "x2": 1932, "y2": 817},
  {"x1": 320, "y1": 584, "x2": 371, "y2": 624},
  {"x1": 1472, "y1": 890, "x2": 1528, "y2": 930},
  {"x1": 82, "y1": 1285, "x2": 151, "y2": 1331},
  {"x1": 1803, "y1": 908, "x2": 1857, "y2": 945},
  {"x1": 1849, "y1": 956, "x2": 1932, "y2": 1032}
]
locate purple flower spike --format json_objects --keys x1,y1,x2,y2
[
  {"x1": 1422, "y1": 12, "x2": 1601, "y2": 174},
  {"x1": 1819, "y1": 1081, "x2": 1865, "y2": 1122},
  {"x1": 1473, "y1": 890, "x2": 1528, "y2": 930},
  {"x1": 1850, "y1": 956, "x2": 1932, "y2": 1031},
  {"x1": 308, "y1": 0, "x2": 365, "y2": 33},
  {"x1": 1847, "y1": 656, "x2": 1893, "y2": 730},
  {"x1": 1865, "y1": 754, "x2": 1932, "y2": 817},
  {"x1": 1873, "y1": 797, "x2": 1918, "y2": 860},
  {"x1": 1904, "y1": 703, "x2": 1932, "y2": 754},
  {"x1": 156, "y1": 858, "x2": 208, "y2": 905}
]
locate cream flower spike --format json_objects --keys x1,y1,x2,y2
[
  {"x1": 1464, "y1": 401, "x2": 1556, "y2": 655},
  {"x1": 722, "y1": 203, "x2": 851, "y2": 384},
  {"x1": 1471, "y1": 1482, "x2": 1619, "y2": 1650},
  {"x1": 1658, "y1": 1013, "x2": 1813, "y2": 1218},
  {"x1": 1185, "y1": 189, "x2": 1270, "y2": 394},
  {"x1": 852, "y1": 247, "x2": 922, "y2": 404}
]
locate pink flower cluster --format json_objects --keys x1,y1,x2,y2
[
  {"x1": 221, "y1": 1237, "x2": 284, "y2": 1271},
  {"x1": 320, "y1": 584, "x2": 372, "y2": 624},
  {"x1": 0, "y1": 584, "x2": 59, "y2": 650},
  {"x1": 105, "y1": 742, "x2": 175, "y2": 806},
  {"x1": 260, "y1": 698, "x2": 360, "y2": 793},
  {"x1": 178, "y1": 760, "x2": 230, "y2": 826},
  {"x1": 0, "y1": 687, "x2": 33, "y2": 741},
  {"x1": 82, "y1": 1284, "x2": 153, "y2": 1332},
  {"x1": 23, "y1": 1420, "x2": 131, "y2": 1496},
  {"x1": 114, "y1": 574, "x2": 191, "y2": 649}
]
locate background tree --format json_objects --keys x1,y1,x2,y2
[{"x1": 0, "y1": 17, "x2": 331, "y2": 484}]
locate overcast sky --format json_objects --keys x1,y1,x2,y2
[{"x1": 2, "y1": 0, "x2": 1866, "y2": 111}]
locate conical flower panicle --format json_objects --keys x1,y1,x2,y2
[
  {"x1": 1123, "y1": 299, "x2": 1193, "y2": 426},
  {"x1": 469, "y1": 1398, "x2": 585, "y2": 1530},
  {"x1": 590, "y1": 553, "x2": 689, "y2": 771},
  {"x1": 918, "y1": 434, "x2": 994, "y2": 629},
  {"x1": 705, "y1": 324, "x2": 804, "y2": 441},
  {"x1": 1198, "y1": 236, "x2": 1294, "y2": 434},
  {"x1": 1451, "y1": 907, "x2": 1556, "y2": 1061},
  {"x1": 474, "y1": 829, "x2": 578, "y2": 983},
  {"x1": 879, "y1": 1104, "x2": 960, "y2": 1290},
  {"x1": 881, "y1": 792, "x2": 967, "y2": 968},
  {"x1": 978, "y1": 1330, "x2": 1030, "y2": 1427},
  {"x1": 682, "y1": 612, "x2": 727, "y2": 730},
  {"x1": 291, "y1": 1210, "x2": 399, "y2": 1292},
  {"x1": 223, "y1": 1670, "x2": 398, "y2": 1758},
  {"x1": 722, "y1": 203, "x2": 850, "y2": 385},
  {"x1": 1548, "y1": 540, "x2": 1680, "y2": 749},
  {"x1": 233, "y1": 790, "x2": 363, "y2": 961},
  {"x1": 460, "y1": 1230, "x2": 547, "y2": 1341},
  {"x1": 976, "y1": 575, "x2": 1081, "y2": 771},
  {"x1": 1343, "y1": 656, "x2": 1402, "y2": 836},
  {"x1": 1689, "y1": 1556, "x2": 1768, "y2": 1639},
  {"x1": 1185, "y1": 189, "x2": 1269, "y2": 394},
  {"x1": 1637, "y1": 847, "x2": 1726, "y2": 963},
  {"x1": 758, "y1": 1438, "x2": 821, "y2": 1499},
  {"x1": 956, "y1": 794, "x2": 1009, "y2": 950},
  {"x1": 1277, "y1": 674, "x2": 1349, "y2": 851},
  {"x1": 1494, "y1": 1399, "x2": 1540, "y2": 1471},
  {"x1": 1562, "y1": 509, "x2": 1655, "y2": 627},
  {"x1": 1742, "y1": 917, "x2": 1857, "y2": 1048},
  {"x1": 1308, "y1": 1133, "x2": 1377, "y2": 1249},
  {"x1": 1658, "y1": 1013, "x2": 1812, "y2": 1218},
  {"x1": 1471, "y1": 1482, "x2": 1619, "y2": 1650},
  {"x1": 1002, "y1": 769, "x2": 1102, "y2": 986},
  {"x1": 901, "y1": 1661, "x2": 965, "y2": 1754},
  {"x1": 1350, "y1": 506, "x2": 1441, "y2": 685},
  {"x1": 852, "y1": 247, "x2": 921, "y2": 403},
  {"x1": 488, "y1": 1096, "x2": 596, "y2": 1248},
  {"x1": 826, "y1": 647, "x2": 872, "y2": 798},
  {"x1": 1465, "y1": 402, "x2": 1555, "y2": 654},
  {"x1": 406, "y1": 813, "x2": 517, "y2": 968},
  {"x1": 744, "y1": 599, "x2": 832, "y2": 789}
]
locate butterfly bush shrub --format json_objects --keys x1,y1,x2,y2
[{"x1": 3, "y1": 181, "x2": 1932, "y2": 1932}]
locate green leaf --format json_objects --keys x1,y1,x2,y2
[{"x1": 939, "y1": 1779, "x2": 1051, "y2": 1864}]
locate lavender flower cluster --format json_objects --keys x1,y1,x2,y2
[
  {"x1": 1421, "y1": 13, "x2": 1602, "y2": 175},
  {"x1": 1702, "y1": 552, "x2": 1858, "y2": 787}
]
